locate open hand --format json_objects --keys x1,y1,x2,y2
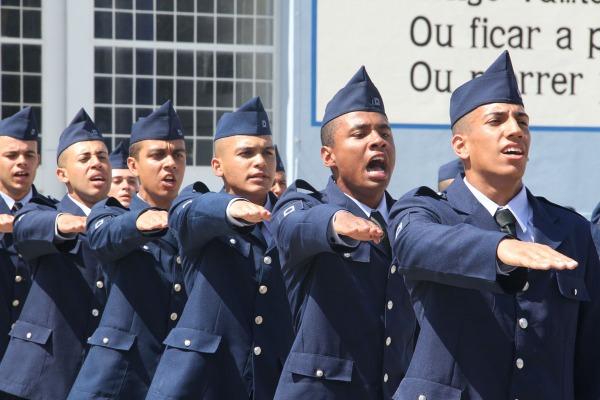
[
  {"x1": 333, "y1": 211, "x2": 384, "y2": 243},
  {"x1": 497, "y1": 239, "x2": 578, "y2": 271},
  {"x1": 229, "y1": 200, "x2": 271, "y2": 224}
]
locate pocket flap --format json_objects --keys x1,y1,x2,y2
[
  {"x1": 557, "y1": 274, "x2": 590, "y2": 302},
  {"x1": 9, "y1": 320, "x2": 52, "y2": 345},
  {"x1": 163, "y1": 327, "x2": 221, "y2": 353},
  {"x1": 393, "y1": 377, "x2": 462, "y2": 400},
  {"x1": 285, "y1": 352, "x2": 354, "y2": 382},
  {"x1": 88, "y1": 327, "x2": 136, "y2": 351}
]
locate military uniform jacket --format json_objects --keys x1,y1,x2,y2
[
  {"x1": 146, "y1": 183, "x2": 293, "y2": 400},
  {"x1": 0, "y1": 195, "x2": 107, "y2": 400},
  {"x1": 0, "y1": 185, "x2": 51, "y2": 359},
  {"x1": 68, "y1": 195, "x2": 186, "y2": 399},
  {"x1": 271, "y1": 178, "x2": 416, "y2": 400},
  {"x1": 389, "y1": 178, "x2": 600, "y2": 400}
]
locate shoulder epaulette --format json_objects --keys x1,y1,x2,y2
[
  {"x1": 414, "y1": 186, "x2": 444, "y2": 199},
  {"x1": 536, "y1": 196, "x2": 586, "y2": 221}
]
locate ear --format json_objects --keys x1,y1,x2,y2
[
  {"x1": 211, "y1": 156, "x2": 224, "y2": 178},
  {"x1": 55, "y1": 167, "x2": 69, "y2": 184},
  {"x1": 451, "y1": 132, "x2": 469, "y2": 162},
  {"x1": 127, "y1": 156, "x2": 140, "y2": 177},
  {"x1": 320, "y1": 145, "x2": 336, "y2": 169}
]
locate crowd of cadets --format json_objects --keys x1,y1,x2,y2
[{"x1": 0, "y1": 50, "x2": 598, "y2": 400}]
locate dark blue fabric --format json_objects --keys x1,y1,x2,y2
[
  {"x1": 271, "y1": 177, "x2": 416, "y2": 400},
  {"x1": 0, "y1": 195, "x2": 107, "y2": 400},
  {"x1": 450, "y1": 50, "x2": 523, "y2": 127},
  {"x1": 322, "y1": 66, "x2": 386, "y2": 126},
  {"x1": 0, "y1": 107, "x2": 38, "y2": 140},
  {"x1": 0, "y1": 186, "x2": 52, "y2": 361},
  {"x1": 109, "y1": 139, "x2": 130, "y2": 169},
  {"x1": 68, "y1": 195, "x2": 186, "y2": 399},
  {"x1": 590, "y1": 201, "x2": 600, "y2": 224},
  {"x1": 131, "y1": 100, "x2": 184, "y2": 144},
  {"x1": 214, "y1": 96, "x2": 271, "y2": 141},
  {"x1": 146, "y1": 184, "x2": 293, "y2": 400},
  {"x1": 389, "y1": 178, "x2": 600, "y2": 400},
  {"x1": 57, "y1": 108, "x2": 104, "y2": 161},
  {"x1": 437, "y1": 159, "x2": 464, "y2": 182},
  {"x1": 275, "y1": 145, "x2": 285, "y2": 172}
]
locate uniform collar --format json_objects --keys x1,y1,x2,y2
[
  {"x1": 325, "y1": 176, "x2": 392, "y2": 221},
  {"x1": 0, "y1": 188, "x2": 33, "y2": 211},
  {"x1": 463, "y1": 177, "x2": 531, "y2": 234},
  {"x1": 60, "y1": 194, "x2": 89, "y2": 217}
]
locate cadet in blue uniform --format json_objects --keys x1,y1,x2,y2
[
  {"x1": 271, "y1": 67, "x2": 416, "y2": 400},
  {"x1": 0, "y1": 109, "x2": 111, "y2": 400},
  {"x1": 271, "y1": 145, "x2": 287, "y2": 197},
  {"x1": 390, "y1": 51, "x2": 600, "y2": 400},
  {"x1": 437, "y1": 158, "x2": 463, "y2": 192},
  {"x1": 68, "y1": 100, "x2": 187, "y2": 399},
  {"x1": 146, "y1": 96, "x2": 293, "y2": 400},
  {"x1": 107, "y1": 139, "x2": 138, "y2": 208},
  {"x1": 0, "y1": 108, "x2": 47, "y2": 360}
]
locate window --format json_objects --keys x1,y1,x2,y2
[
  {"x1": 93, "y1": 0, "x2": 275, "y2": 166},
  {"x1": 0, "y1": 0, "x2": 42, "y2": 134}
]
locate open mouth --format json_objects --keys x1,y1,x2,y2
[
  {"x1": 366, "y1": 156, "x2": 388, "y2": 180},
  {"x1": 501, "y1": 146, "x2": 525, "y2": 157},
  {"x1": 90, "y1": 174, "x2": 106, "y2": 183},
  {"x1": 13, "y1": 171, "x2": 29, "y2": 179},
  {"x1": 161, "y1": 175, "x2": 177, "y2": 187}
]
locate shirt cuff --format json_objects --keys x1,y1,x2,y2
[
  {"x1": 497, "y1": 261, "x2": 517, "y2": 275},
  {"x1": 329, "y1": 210, "x2": 360, "y2": 247},
  {"x1": 54, "y1": 213, "x2": 77, "y2": 241},
  {"x1": 226, "y1": 198, "x2": 255, "y2": 227}
]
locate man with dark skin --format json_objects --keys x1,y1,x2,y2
[
  {"x1": 271, "y1": 67, "x2": 416, "y2": 400},
  {"x1": 68, "y1": 100, "x2": 187, "y2": 399},
  {"x1": 390, "y1": 51, "x2": 598, "y2": 400}
]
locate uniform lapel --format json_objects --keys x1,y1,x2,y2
[
  {"x1": 528, "y1": 192, "x2": 564, "y2": 250},
  {"x1": 445, "y1": 178, "x2": 500, "y2": 232}
]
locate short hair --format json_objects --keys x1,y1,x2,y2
[
  {"x1": 320, "y1": 118, "x2": 338, "y2": 147},
  {"x1": 128, "y1": 142, "x2": 142, "y2": 160},
  {"x1": 451, "y1": 114, "x2": 469, "y2": 136}
]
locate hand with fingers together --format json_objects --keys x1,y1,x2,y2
[
  {"x1": 497, "y1": 239, "x2": 578, "y2": 271},
  {"x1": 136, "y1": 209, "x2": 169, "y2": 232},
  {"x1": 333, "y1": 211, "x2": 384, "y2": 244},
  {"x1": 0, "y1": 214, "x2": 14, "y2": 233},
  {"x1": 229, "y1": 200, "x2": 271, "y2": 224}
]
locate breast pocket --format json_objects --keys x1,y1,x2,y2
[
  {"x1": 556, "y1": 274, "x2": 591, "y2": 302},
  {"x1": 392, "y1": 377, "x2": 463, "y2": 400},
  {"x1": 0, "y1": 320, "x2": 52, "y2": 384}
]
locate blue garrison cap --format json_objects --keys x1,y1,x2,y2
[
  {"x1": 0, "y1": 107, "x2": 39, "y2": 140},
  {"x1": 275, "y1": 145, "x2": 285, "y2": 172},
  {"x1": 109, "y1": 140, "x2": 130, "y2": 169},
  {"x1": 322, "y1": 66, "x2": 386, "y2": 126},
  {"x1": 214, "y1": 97, "x2": 271, "y2": 141},
  {"x1": 57, "y1": 108, "x2": 104, "y2": 160},
  {"x1": 438, "y1": 159, "x2": 464, "y2": 182},
  {"x1": 450, "y1": 50, "x2": 523, "y2": 127},
  {"x1": 131, "y1": 100, "x2": 184, "y2": 144}
]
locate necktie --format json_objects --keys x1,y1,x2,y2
[
  {"x1": 494, "y1": 207, "x2": 517, "y2": 238},
  {"x1": 369, "y1": 210, "x2": 391, "y2": 255},
  {"x1": 11, "y1": 202, "x2": 23, "y2": 214}
]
